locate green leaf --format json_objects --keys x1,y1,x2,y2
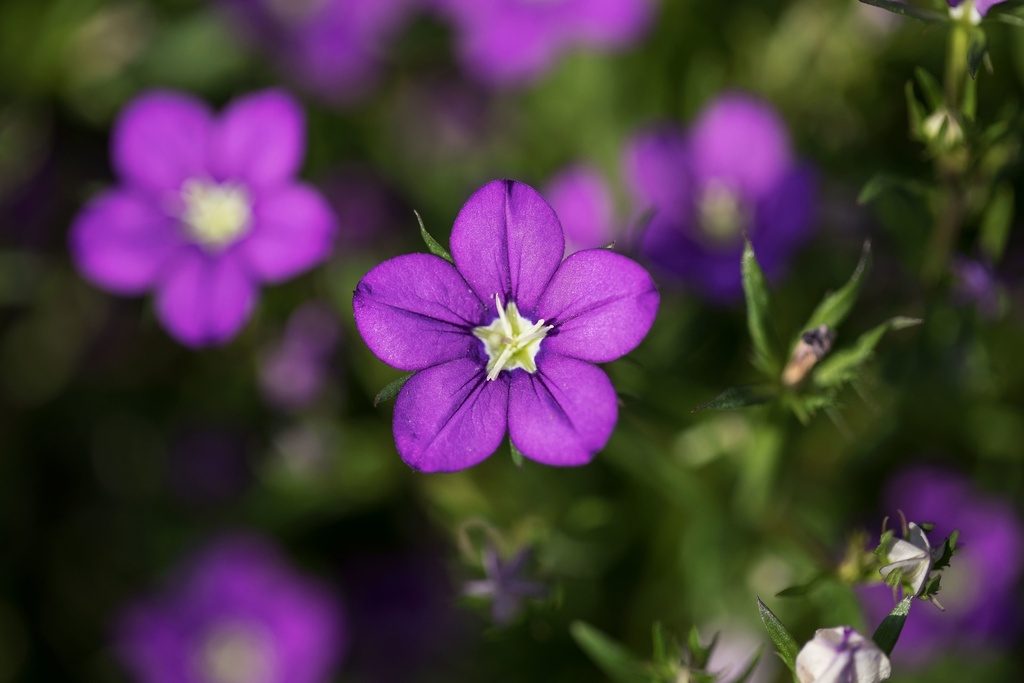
[
  {"x1": 775, "y1": 573, "x2": 826, "y2": 598},
  {"x1": 980, "y1": 183, "x2": 1014, "y2": 262},
  {"x1": 373, "y1": 372, "x2": 414, "y2": 406},
  {"x1": 416, "y1": 210, "x2": 454, "y2": 263},
  {"x1": 967, "y1": 27, "x2": 988, "y2": 79},
  {"x1": 871, "y1": 596, "x2": 913, "y2": 656},
  {"x1": 801, "y1": 241, "x2": 872, "y2": 333},
  {"x1": 812, "y1": 317, "x2": 922, "y2": 389},
  {"x1": 857, "y1": 172, "x2": 931, "y2": 205},
  {"x1": 510, "y1": 439, "x2": 525, "y2": 468},
  {"x1": 731, "y1": 648, "x2": 765, "y2": 683},
  {"x1": 932, "y1": 529, "x2": 960, "y2": 571},
  {"x1": 570, "y1": 621, "x2": 650, "y2": 683},
  {"x1": 904, "y1": 81, "x2": 926, "y2": 140},
  {"x1": 741, "y1": 241, "x2": 780, "y2": 376},
  {"x1": 914, "y1": 68, "x2": 945, "y2": 111},
  {"x1": 857, "y1": 0, "x2": 945, "y2": 22},
  {"x1": 756, "y1": 597, "x2": 799, "y2": 674},
  {"x1": 693, "y1": 385, "x2": 775, "y2": 412}
]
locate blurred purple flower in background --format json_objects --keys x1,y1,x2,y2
[
  {"x1": 259, "y1": 303, "x2": 341, "y2": 411},
  {"x1": 543, "y1": 164, "x2": 617, "y2": 255},
  {"x1": 627, "y1": 92, "x2": 816, "y2": 302},
  {"x1": 429, "y1": 0, "x2": 653, "y2": 85},
  {"x1": 950, "y1": 257, "x2": 1001, "y2": 318},
  {"x1": 221, "y1": 0, "x2": 417, "y2": 102},
  {"x1": 70, "y1": 89, "x2": 336, "y2": 347},
  {"x1": 463, "y1": 545, "x2": 548, "y2": 624},
  {"x1": 353, "y1": 179, "x2": 658, "y2": 472},
  {"x1": 115, "y1": 534, "x2": 345, "y2": 683},
  {"x1": 860, "y1": 466, "x2": 1024, "y2": 663}
]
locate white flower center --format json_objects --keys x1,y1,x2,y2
[
  {"x1": 199, "y1": 620, "x2": 274, "y2": 683},
  {"x1": 180, "y1": 179, "x2": 253, "y2": 251},
  {"x1": 697, "y1": 181, "x2": 748, "y2": 245},
  {"x1": 949, "y1": 1, "x2": 982, "y2": 25},
  {"x1": 473, "y1": 294, "x2": 553, "y2": 381}
]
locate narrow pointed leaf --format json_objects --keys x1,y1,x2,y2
[
  {"x1": 812, "y1": 317, "x2": 922, "y2": 388},
  {"x1": 914, "y1": 68, "x2": 944, "y2": 111},
  {"x1": 741, "y1": 241, "x2": 780, "y2": 376},
  {"x1": 802, "y1": 241, "x2": 872, "y2": 333},
  {"x1": 932, "y1": 529, "x2": 960, "y2": 571},
  {"x1": 967, "y1": 27, "x2": 988, "y2": 80},
  {"x1": 858, "y1": 0, "x2": 945, "y2": 22},
  {"x1": 693, "y1": 385, "x2": 775, "y2": 412},
  {"x1": 871, "y1": 596, "x2": 912, "y2": 656},
  {"x1": 904, "y1": 81, "x2": 926, "y2": 141},
  {"x1": 415, "y1": 210, "x2": 454, "y2": 263},
  {"x1": 374, "y1": 372, "x2": 414, "y2": 406},
  {"x1": 570, "y1": 621, "x2": 650, "y2": 683},
  {"x1": 775, "y1": 573, "x2": 826, "y2": 598},
  {"x1": 756, "y1": 597, "x2": 798, "y2": 674},
  {"x1": 857, "y1": 173, "x2": 931, "y2": 205}
]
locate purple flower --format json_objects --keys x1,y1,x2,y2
[
  {"x1": 115, "y1": 534, "x2": 345, "y2": 683},
  {"x1": 429, "y1": 0, "x2": 653, "y2": 85},
  {"x1": 463, "y1": 545, "x2": 548, "y2": 624},
  {"x1": 543, "y1": 164, "x2": 617, "y2": 255},
  {"x1": 70, "y1": 89, "x2": 336, "y2": 347},
  {"x1": 951, "y1": 257, "x2": 1000, "y2": 318},
  {"x1": 859, "y1": 466, "x2": 1024, "y2": 662},
  {"x1": 948, "y1": 0, "x2": 1005, "y2": 19},
  {"x1": 353, "y1": 179, "x2": 658, "y2": 472},
  {"x1": 627, "y1": 92, "x2": 816, "y2": 302},
  {"x1": 221, "y1": 0, "x2": 416, "y2": 102},
  {"x1": 259, "y1": 303, "x2": 341, "y2": 411}
]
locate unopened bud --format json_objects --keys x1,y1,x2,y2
[{"x1": 782, "y1": 325, "x2": 835, "y2": 386}]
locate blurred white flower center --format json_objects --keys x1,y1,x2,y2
[
  {"x1": 180, "y1": 180, "x2": 253, "y2": 250},
  {"x1": 200, "y1": 621, "x2": 274, "y2": 683},
  {"x1": 697, "y1": 181, "x2": 748, "y2": 245},
  {"x1": 473, "y1": 295, "x2": 552, "y2": 381}
]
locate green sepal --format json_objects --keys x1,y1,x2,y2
[
  {"x1": 693, "y1": 385, "x2": 775, "y2": 412},
  {"x1": 932, "y1": 529, "x2": 960, "y2": 571},
  {"x1": 741, "y1": 241, "x2": 781, "y2": 376},
  {"x1": 374, "y1": 372, "x2": 414, "y2": 406},
  {"x1": 967, "y1": 26, "x2": 988, "y2": 79},
  {"x1": 570, "y1": 621, "x2": 650, "y2": 683},
  {"x1": 756, "y1": 597, "x2": 799, "y2": 674},
  {"x1": 684, "y1": 626, "x2": 715, "y2": 670},
  {"x1": 510, "y1": 439, "x2": 525, "y2": 469},
  {"x1": 812, "y1": 317, "x2": 922, "y2": 389},
  {"x1": 801, "y1": 241, "x2": 872, "y2": 334},
  {"x1": 871, "y1": 596, "x2": 913, "y2": 656},
  {"x1": 416, "y1": 210, "x2": 454, "y2": 263},
  {"x1": 857, "y1": 0, "x2": 945, "y2": 22}
]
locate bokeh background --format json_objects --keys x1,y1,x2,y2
[{"x1": 2, "y1": 0, "x2": 1024, "y2": 681}]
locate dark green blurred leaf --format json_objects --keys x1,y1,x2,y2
[
  {"x1": 571, "y1": 621, "x2": 650, "y2": 683},
  {"x1": 980, "y1": 184, "x2": 1014, "y2": 262},
  {"x1": 813, "y1": 317, "x2": 922, "y2": 388},
  {"x1": 693, "y1": 385, "x2": 775, "y2": 412},
  {"x1": 858, "y1": 173, "x2": 931, "y2": 205},
  {"x1": 871, "y1": 596, "x2": 912, "y2": 656},
  {"x1": 858, "y1": 0, "x2": 945, "y2": 22},
  {"x1": 904, "y1": 80, "x2": 926, "y2": 138},
  {"x1": 802, "y1": 241, "x2": 872, "y2": 333},
  {"x1": 967, "y1": 27, "x2": 988, "y2": 79},
  {"x1": 914, "y1": 67, "x2": 945, "y2": 111},
  {"x1": 416, "y1": 210, "x2": 453, "y2": 263},
  {"x1": 756, "y1": 597, "x2": 798, "y2": 674},
  {"x1": 742, "y1": 241, "x2": 780, "y2": 376},
  {"x1": 776, "y1": 573, "x2": 826, "y2": 598},
  {"x1": 374, "y1": 373, "x2": 413, "y2": 406}
]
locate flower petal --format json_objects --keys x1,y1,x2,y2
[
  {"x1": 538, "y1": 249, "x2": 658, "y2": 363},
  {"x1": 393, "y1": 358, "x2": 509, "y2": 472},
  {"x1": 508, "y1": 354, "x2": 617, "y2": 466},
  {"x1": 240, "y1": 183, "x2": 336, "y2": 282},
  {"x1": 113, "y1": 91, "x2": 212, "y2": 193},
  {"x1": 70, "y1": 190, "x2": 184, "y2": 293},
  {"x1": 450, "y1": 180, "x2": 564, "y2": 314},
  {"x1": 155, "y1": 250, "x2": 257, "y2": 347},
  {"x1": 210, "y1": 89, "x2": 305, "y2": 190},
  {"x1": 353, "y1": 253, "x2": 485, "y2": 371},
  {"x1": 623, "y1": 124, "x2": 689, "y2": 216},
  {"x1": 543, "y1": 165, "x2": 614, "y2": 254}
]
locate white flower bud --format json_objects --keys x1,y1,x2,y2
[{"x1": 795, "y1": 626, "x2": 891, "y2": 683}]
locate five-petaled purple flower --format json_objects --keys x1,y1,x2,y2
[
  {"x1": 221, "y1": 0, "x2": 416, "y2": 102},
  {"x1": 353, "y1": 179, "x2": 658, "y2": 472},
  {"x1": 70, "y1": 89, "x2": 336, "y2": 347},
  {"x1": 429, "y1": 0, "x2": 653, "y2": 86},
  {"x1": 859, "y1": 466, "x2": 1024, "y2": 663},
  {"x1": 115, "y1": 534, "x2": 346, "y2": 683},
  {"x1": 627, "y1": 92, "x2": 816, "y2": 303}
]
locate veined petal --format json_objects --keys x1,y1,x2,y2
[
  {"x1": 113, "y1": 91, "x2": 212, "y2": 193},
  {"x1": 508, "y1": 354, "x2": 617, "y2": 466},
  {"x1": 450, "y1": 180, "x2": 564, "y2": 314},
  {"x1": 538, "y1": 249, "x2": 658, "y2": 363},
  {"x1": 210, "y1": 89, "x2": 305, "y2": 190},
  {"x1": 70, "y1": 190, "x2": 184, "y2": 293},
  {"x1": 241, "y1": 183, "x2": 337, "y2": 282},
  {"x1": 353, "y1": 254, "x2": 485, "y2": 371},
  {"x1": 393, "y1": 358, "x2": 509, "y2": 472},
  {"x1": 155, "y1": 250, "x2": 257, "y2": 347}
]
